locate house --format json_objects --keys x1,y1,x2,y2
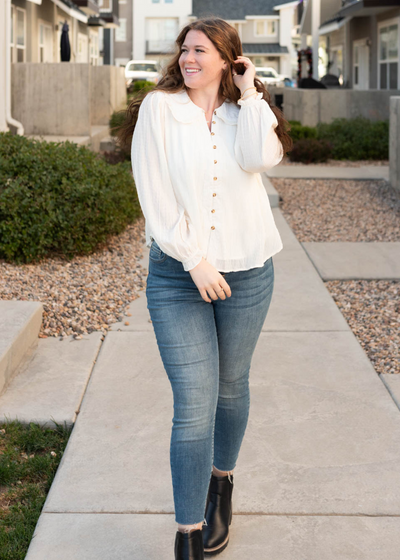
[
  {"x1": 190, "y1": 0, "x2": 301, "y2": 78},
  {"x1": 115, "y1": 0, "x2": 300, "y2": 77},
  {"x1": 9, "y1": 0, "x2": 101, "y2": 64},
  {"x1": 131, "y1": 0, "x2": 193, "y2": 69},
  {"x1": 301, "y1": 0, "x2": 400, "y2": 89}
]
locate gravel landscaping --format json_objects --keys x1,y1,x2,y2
[
  {"x1": 0, "y1": 217, "x2": 147, "y2": 339},
  {"x1": 271, "y1": 177, "x2": 400, "y2": 376},
  {"x1": 271, "y1": 178, "x2": 400, "y2": 242},
  {"x1": 325, "y1": 280, "x2": 399, "y2": 375},
  {"x1": 279, "y1": 157, "x2": 389, "y2": 167}
]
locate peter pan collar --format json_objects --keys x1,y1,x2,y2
[{"x1": 164, "y1": 89, "x2": 239, "y2": 125}]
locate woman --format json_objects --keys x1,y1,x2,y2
[{"x1": 118, "y1": 16, "x2": 292, "y2": 560}]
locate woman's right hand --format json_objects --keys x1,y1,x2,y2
[{"x1": 189, "y1": 258, "x2": 232, "y2": 303}]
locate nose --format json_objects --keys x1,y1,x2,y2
[{"x1": 185, "y1": 50, "x2": 196, "y2": 63}]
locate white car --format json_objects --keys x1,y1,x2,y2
[
  {"x1": 255, "y1": 66, "x2": 286, "y2": 87},
  {"x1": 124, "y1": 59, "x2": 161, "y2": 88}
]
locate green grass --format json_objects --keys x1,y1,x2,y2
[{"x1": 0, "y1": 419, "x2": 73, "y2": 559}]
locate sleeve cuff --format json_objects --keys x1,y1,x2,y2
[
  {"x1": 237, "y1": 91, "x2": 264, "y2": 107},
  {"x1": 182, "y1": 252, "x2": 204, "y2": 272}
]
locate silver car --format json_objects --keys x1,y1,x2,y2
[{"x1": 255, "y1": 66, "x2": 286, "y2": 87}]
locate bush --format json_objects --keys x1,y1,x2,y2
[
  {"x1": 286, "y1": 117, "x2": 389, "y2": 161},
  {"x1": 127, "y1": 79, "x2": 156, "y2": 97},
  {"x1": 288, "y1": 121, "x2": 318, "y2": 143},
  {"x1": 289, "y1": 138, "x2": 332, "y2": 164},
  {"x1": 316, "y1": 117, "x2": 389, "y2": 160},
  {"x1": 0, "y1": 132, "x2": 141, "y2": 263},
  {"x1": 109, "y1": 110, "x2": 126, "y2": 138}
]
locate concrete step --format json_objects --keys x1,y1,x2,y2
[
  {"x1": 0, "y1": 333, "x2": 103, "y2": 429},
  {"x1": 0, "y1": 301, "x2": 43, "y2": 397},
  {"x1": 26, "y1": 125, "x2": 110, "y2": 153}
]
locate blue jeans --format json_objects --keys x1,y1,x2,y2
[{"x1": 145, "y1": 240, "x2": 275, "y2": 525}]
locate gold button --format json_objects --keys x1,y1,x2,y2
[
  {"x1": 211, "y1": 226, "x2": 215, "y2": 230},
  {"x1": 211, "y1": 132, "x2": 215, "y2": 136},
  {"x1": 214, "y1": 110, "x2": 217, "y2": 115},
  {"x1": 212, "y1": 121, "x2": 216, "y2": 124},
  {"x1": 213, "y1": 145, "x2": 217, "y2": 149},
  {"x1": 213, "y1": 177, "x2": 217, "y2": 180},
  {"x1": 212, "y1": 193, "x2": 216, "y2": 197},
  {"x1": 211, "y1": 209, "x2": 215, "y2": 213},
  {"x1": 214, "y1": 160, "x2": 217, "y2": 164}
]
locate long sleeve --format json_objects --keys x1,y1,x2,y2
[
  {"x1": 234, "y1": 92, "x2": 284, "y2": 173},
  {"x1": 131, "y1": 91, "x2": 204, "y2": 272}
]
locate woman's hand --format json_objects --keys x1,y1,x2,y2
[
  {"x1": 232, "y1": 56, "x2": 257, "y2": 94},
  {"x1": 189, "y1": 258, "x2": 232, "y2": 303}
]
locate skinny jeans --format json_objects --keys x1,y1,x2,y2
[{"x1": 145, "y1": 239, "x2": 275, "y2": 525}]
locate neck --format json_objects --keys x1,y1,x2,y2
[{"x1": 185, "y1": 85, "x2": 224, "y2": 114}]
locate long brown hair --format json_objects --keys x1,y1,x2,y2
[{"x1": 117, "y1": 17, "x2": 293, "y2": 155}]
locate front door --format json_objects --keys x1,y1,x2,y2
[{"x1": 353, "y1": 39, "x2": 370, "y2": 90}]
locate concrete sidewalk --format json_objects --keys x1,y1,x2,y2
[
  {"x1": 24, "y1": 209, "x2": 400, "y2": 559},
  {"x1": 268, "y1": 165, "x2": 389, "y2": 181},
  {"x1": 302, "y1": 242, "x2": 400, "y2": 280}
]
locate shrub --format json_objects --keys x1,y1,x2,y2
[
  {"x1": 289, "y1": 138, "x2": 332, "y2": 164},
  {"x1": 0, "y1": 132, "x2": 141, "y2": 263},
  {"x1": 127, "y1": 79, "x2": 156, "y2": 97},
  {"x1": 316, "y1": 117, "x2": 389, "y2": 160},
  {"x1": 288, "y1": 121, "x2": 318, "y2": 143},
  {"x1": 109, "y1": 110, "x2": 126, "y2": 138}
]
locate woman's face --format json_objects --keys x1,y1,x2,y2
[{"x1": 179, "y1": 29, "x2": 227, "y2": 90}]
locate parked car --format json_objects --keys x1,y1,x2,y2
[
  {"x1": 124, "y1": 60, "x2": 161, "y2": 89},
  {"x1": 255, "y1": 66, "x2": 292, "y2": 87}
]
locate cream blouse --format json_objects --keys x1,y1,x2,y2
[{"x1": 131, "y1": 87, "x2": 284, "y2": 272}]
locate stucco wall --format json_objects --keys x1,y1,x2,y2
[
  {"x1": 272, "y1": 87, "x2": 397, "y2": 127},
  {"x1": 12, "y1": 63, "x2": 126, "y2": 135},
  {"x1": 91, "y1": 65, "x2": 126, "y2": 125}
]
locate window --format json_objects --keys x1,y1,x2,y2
[
  {"x1": 146, "y1": 18, "x2": 178, "y2": 53},
  {"x1": 90, "y1": 31, "x2": 99, "y2": 65},
  {"x1": 10, "y1": 5, "x2": 14, "y2": 63},
  {"x1": 126, "y1": 62, "x2": 158, "y2": 72},
  {"x1": 99, "y1": 0, "x2": 113, "y2": 11},
  {"x1": 16, "y1": 7, "x2": 26, "y2": 62},
  {"x1": 39, "y1": 22, "x2": 53, "y2": 62},
  {"x1": 116, "y1": 18, "x2": 126, "y2": 42},
  {"x1": 354, "y1": 44, "x2": 359, "y2": 85},
  {"x1": 254, "y1": 19, "x2": 277, "y2": 38},
  {"x1": 77, "y1": 33, "x2": 89, "y2": 63},
  {"x1": 379, "y1": 20, "x2": 399, "y2": 89}
]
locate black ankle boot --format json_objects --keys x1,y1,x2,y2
[
  {"x1": 202, "y1": 473, "x2": 234, "y2": 555},
  {"x1": 175, "y1": 528, "x2": 204, "y2": 560}
]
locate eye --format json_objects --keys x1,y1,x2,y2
[{"x1": 180, "y1": 48, "x2": 204, "y2": 53}]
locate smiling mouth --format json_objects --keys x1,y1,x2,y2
[{"x1": 185, "y1": 69, "x2": 201, "y2": 75}]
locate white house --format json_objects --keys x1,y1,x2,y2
[{"x1": 126, "y1": 0, "x2": 300, "y2": 77}]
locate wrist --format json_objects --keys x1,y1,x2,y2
[{"x1": 239, "y1": 83, "x2": 255, "y2": 95}]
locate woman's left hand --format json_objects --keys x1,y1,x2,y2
[{"x1": 232, "y1": 56, "x2": 256, "y2": 94}]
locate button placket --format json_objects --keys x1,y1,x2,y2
[{"x1": 210, "y1": 110, "x2": 220, "y2": 233}]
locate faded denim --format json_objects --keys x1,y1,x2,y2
[{"x1": 146, "y1": 239, "x2": 275, "y2": 525}]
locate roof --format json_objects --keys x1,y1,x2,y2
[
  {"x1": 242, "y1": 43, "x2": 289, "y2": 54},
  {"x1": 190, "y1": 0, "x2": 296, "y2": 19}
]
